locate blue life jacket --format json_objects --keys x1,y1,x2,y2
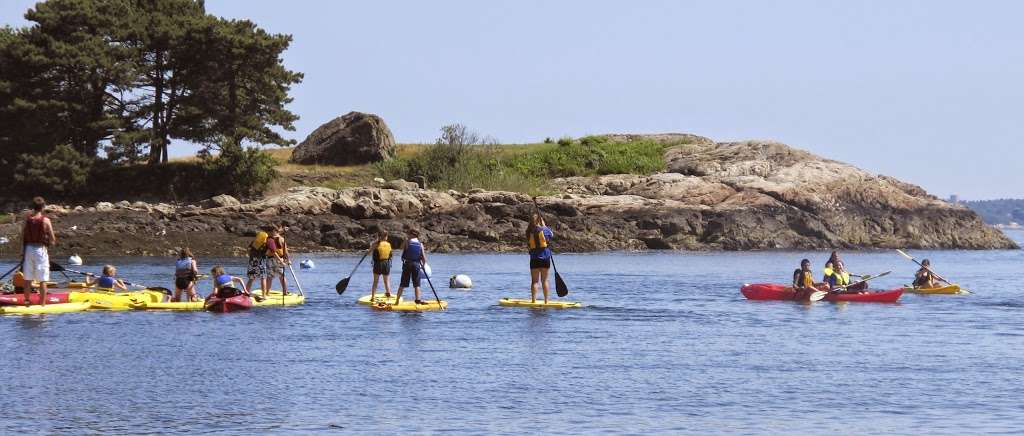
[
  {"x1": 215, "y1": 274, "x2": 232, "y2": 287},
  {"x1": 97, "y1": 275, "x2": 116, "y2": 289},
  {"x1": 402, "y1": 238, "x2": 423, "y2": 263},
  {"x1": 175, "y1": 258, "x2": 195, "y2": 278}
]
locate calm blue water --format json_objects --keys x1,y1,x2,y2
[{"x1": 2, "y1": 231, "x2": 1022, "y2": 435}]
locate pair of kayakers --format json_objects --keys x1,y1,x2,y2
[
  {"x1": 792, "y1": 251, "x2": 866, "y2": 293},
  {"x1": 368, "y1": 228, "x2": 432, "y2": 305}
]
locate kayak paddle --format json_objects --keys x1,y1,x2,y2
[
  {"x1": 831, "y1": 271, "x2": 891, "y2": 293},
  {"x1": 421, "y1": 262, "x2": 445, "y2": 310},
  {"x1": 335, "y1": 251, "x2": 369, "y2": 295},
  {"x1": 532, "y1": 198, "x2": 569, "y2": 297},
  {"x1": 896, "y1": 249, "x2": 969, "y2": 293},
  {"x1": 808, "y1": 290, "x2": 827, "y2": 302},
  {"x1": 0, "y1": 260, "x2": 20, "y2": 281}
]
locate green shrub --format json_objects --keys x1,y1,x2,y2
[
  {"x1": 13, "y1": 144, "x2": 95, "y2": 195},
  {"x1": 201, "y1": 146, "x2": 278, "y2": 197}
]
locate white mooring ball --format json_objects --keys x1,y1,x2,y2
[{"x1": 449, "y1": 274, "x2": 473, "y2": 289}]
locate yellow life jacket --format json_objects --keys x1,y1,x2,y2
[
  {"x1": 250, "y1": 232, "x2": 268, "y2": 250},
  {"x1": 375, "y1": 241, "x2": 392, "y2": 260},
  {"x1": 527, "y1": 229, "x2": 548, "y2": 250},
  {"x1": 796, "y1": 270, "x2": 814, "y2": 288},
  {"x1": 835, "y1": 271, "x2": 851, "y2": 286}
]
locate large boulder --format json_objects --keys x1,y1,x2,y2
[{"x1": 290, "y1": 112, "x2": 396, "y2": 165}]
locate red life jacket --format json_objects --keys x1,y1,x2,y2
[{"x1": 23, "y1": 214, "x2": 48, "y2": 245}]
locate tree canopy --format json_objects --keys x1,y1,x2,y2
[{"x1": 0, "y1": 0, "x2": 302, "y2": 175}]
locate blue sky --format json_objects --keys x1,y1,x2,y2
[{"x1": 4, "y1": 1, "x2": 1022, "y2": 199}]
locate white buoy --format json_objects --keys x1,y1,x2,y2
[
  {"x1": 422, "y1": 263, "x2": 432, "y2": 278},
  {"x1": 0, "y1": 237, "x2": 8, "y2": 245},
  {"x1": 299, "y1": 259, "x2": 315, "y2": 269},
  {"x1": 449, "y1": 274, "x2": 473, "y2": 289},
  {"x1": 68, "y1": 254, "x2": 83, "y2": 265}
]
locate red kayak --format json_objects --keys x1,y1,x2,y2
[
  {"x1": 741, "y1": 284, "x2": 902, "y2": 303},
  {"x1": 205, "y1": 289, "x2": 252, "y2": 313},
  {"x1": 0, "y1": 292, "x2": 69, "y2": 305},
  {"x1": 740, "y1": 284, "x2": 820, "y2": 301}
]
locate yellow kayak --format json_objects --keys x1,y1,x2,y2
[
  {"x1": 902, "y1": 284, "x2": 964, "y2": 295},
  {"x1": 69, "y1": 289, "x2": 166, "y2": 308},
  {"x1": 371, "y1": 300, "x2": 447, "y2": 312},
  {"x1": 251, "y1": 291, "x2": 305, "y2": 307},
  {"x1": 0, "y1": 302, "x2": 92, "y2": 315},
  {"x1": 131, "y1": 300, "x2": 205, "y2": 311},
  {"x1": 357, "y1": 294, "x2": 403, "y2": 305},
  {"x1": 498, "y1": 298, "x2": 582, "y2": 309}
]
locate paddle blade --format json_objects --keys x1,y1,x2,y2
[
  {"x1": 335, "y1": 278, "x2": 350, "y2": 295},
  {"x1": 148, "y1": 287, "x2": 172, "y2": 295},
  {"x1": 555, "y1": 272, "x2": 568, "y2": 297},
  {"x1": 808, "y1": 291, "x2": 827, "y2": 302},
  {"x1": 48, "y1": 261, "x2": 65, "y2": 272},
  {"x1": 896, "y1": 249, "x2": 913, "y2": 260}
]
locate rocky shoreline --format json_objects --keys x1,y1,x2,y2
[{"x1": 0, "y1": 137, "x2": 1015, "y2": 257}]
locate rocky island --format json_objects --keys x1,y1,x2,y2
[{"x1": 1, "y1": 131, "x2": 1014, "y2": 257}]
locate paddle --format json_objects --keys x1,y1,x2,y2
[
  {"x1": 286, "y1": 263, "x2": 303, "y2": 308},
  {"x1": 49, "y1": 262, "x2": 171, "y2": 295},
  {"x1": 831, "y1": 271, "x2": 891, "y2": 293},
  {"x1": 532, "y1": 198, "x2": 569, "y2": 297},
  {"x1": 895, "y1": 249, "x2": 968, "y2": 292},
  {"x1": 335, "y1": 251, "x2": 369, "y2": 295},
  {"x1": 420, "y1": 262, "x2": 444, "y2": 310},
  {"x1": 0, "y1": 260, "x2": 20, "y2": 281}
]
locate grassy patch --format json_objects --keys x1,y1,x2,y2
[
  {"x1": 0, "y1": 213, "x2": 13, "y2": 224},
  {"x1": 377, "y1": 135, "x2": 684, "y2": 193}
]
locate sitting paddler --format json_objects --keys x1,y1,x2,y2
[
  {"x1": 912, "y1": 259, "x2": 939, "y2": 289},
  {"x1": 793, "y1": 259, "x2": 816, "y2": 292},
  {"x1": 368, "y1": 229, "x2": 393, "y2": 301},
  {"x1": 208, "y1": 266, "x2": 249, "y2": 299},
  {"x1": 527, "y1": 213, "x2": 554, "y2": 304},
  {"x1": 85, "y1": 265, "x2": 129, "y2": 292},
  {"x1": 393, "y1": 228, "x2": 429, "y2": 305},
  {"x1": 11, "y1": 270, "x2": 27, "y2": 293},
  {"x1": 823, "y1": 259, "x2": 867, "y2": 292}
]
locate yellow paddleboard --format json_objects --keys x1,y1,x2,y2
[
  {"x1": 498, "y1": 298, "x2": 582, "y2": 309},
  {"x1": 371, "y1": 300, "x2": 447, "y2": 312},
  {"x1": 251, "y1": 291, "x2": 305, "y2": 307},
  {"x1": 0, "y1": 302, "x2": 92, "y2": 315},
  {"x1": 70, "y1": 289, "x2": 165, "y2": 308},
  {"x1": 131, "y1": 300, "x2": 205, "y2": 311},
  {"x1": 357, "y1": 294, "x2": 403, "y2": 305}
]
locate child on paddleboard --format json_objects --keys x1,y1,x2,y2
[
  {"x1": 393, "y1": 228, "x2": 429, "y2": 305},
  {"x1": 86, "y1": 265, "x2": 129, "y2": 292},
  {"x1": 369, "y1": 229, "x2": 393, "y2": 301}
]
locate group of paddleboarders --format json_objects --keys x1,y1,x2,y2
[{"x1": 366, "y1": 228, "x2": 433, "y2": 305}]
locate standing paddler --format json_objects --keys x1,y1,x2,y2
[
  {"x1": 21, "y1": 197, "x2": 56, "y2": 306},
  {"x1": 526, "y1": 213, "x2": 554, "y2": 304}
]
